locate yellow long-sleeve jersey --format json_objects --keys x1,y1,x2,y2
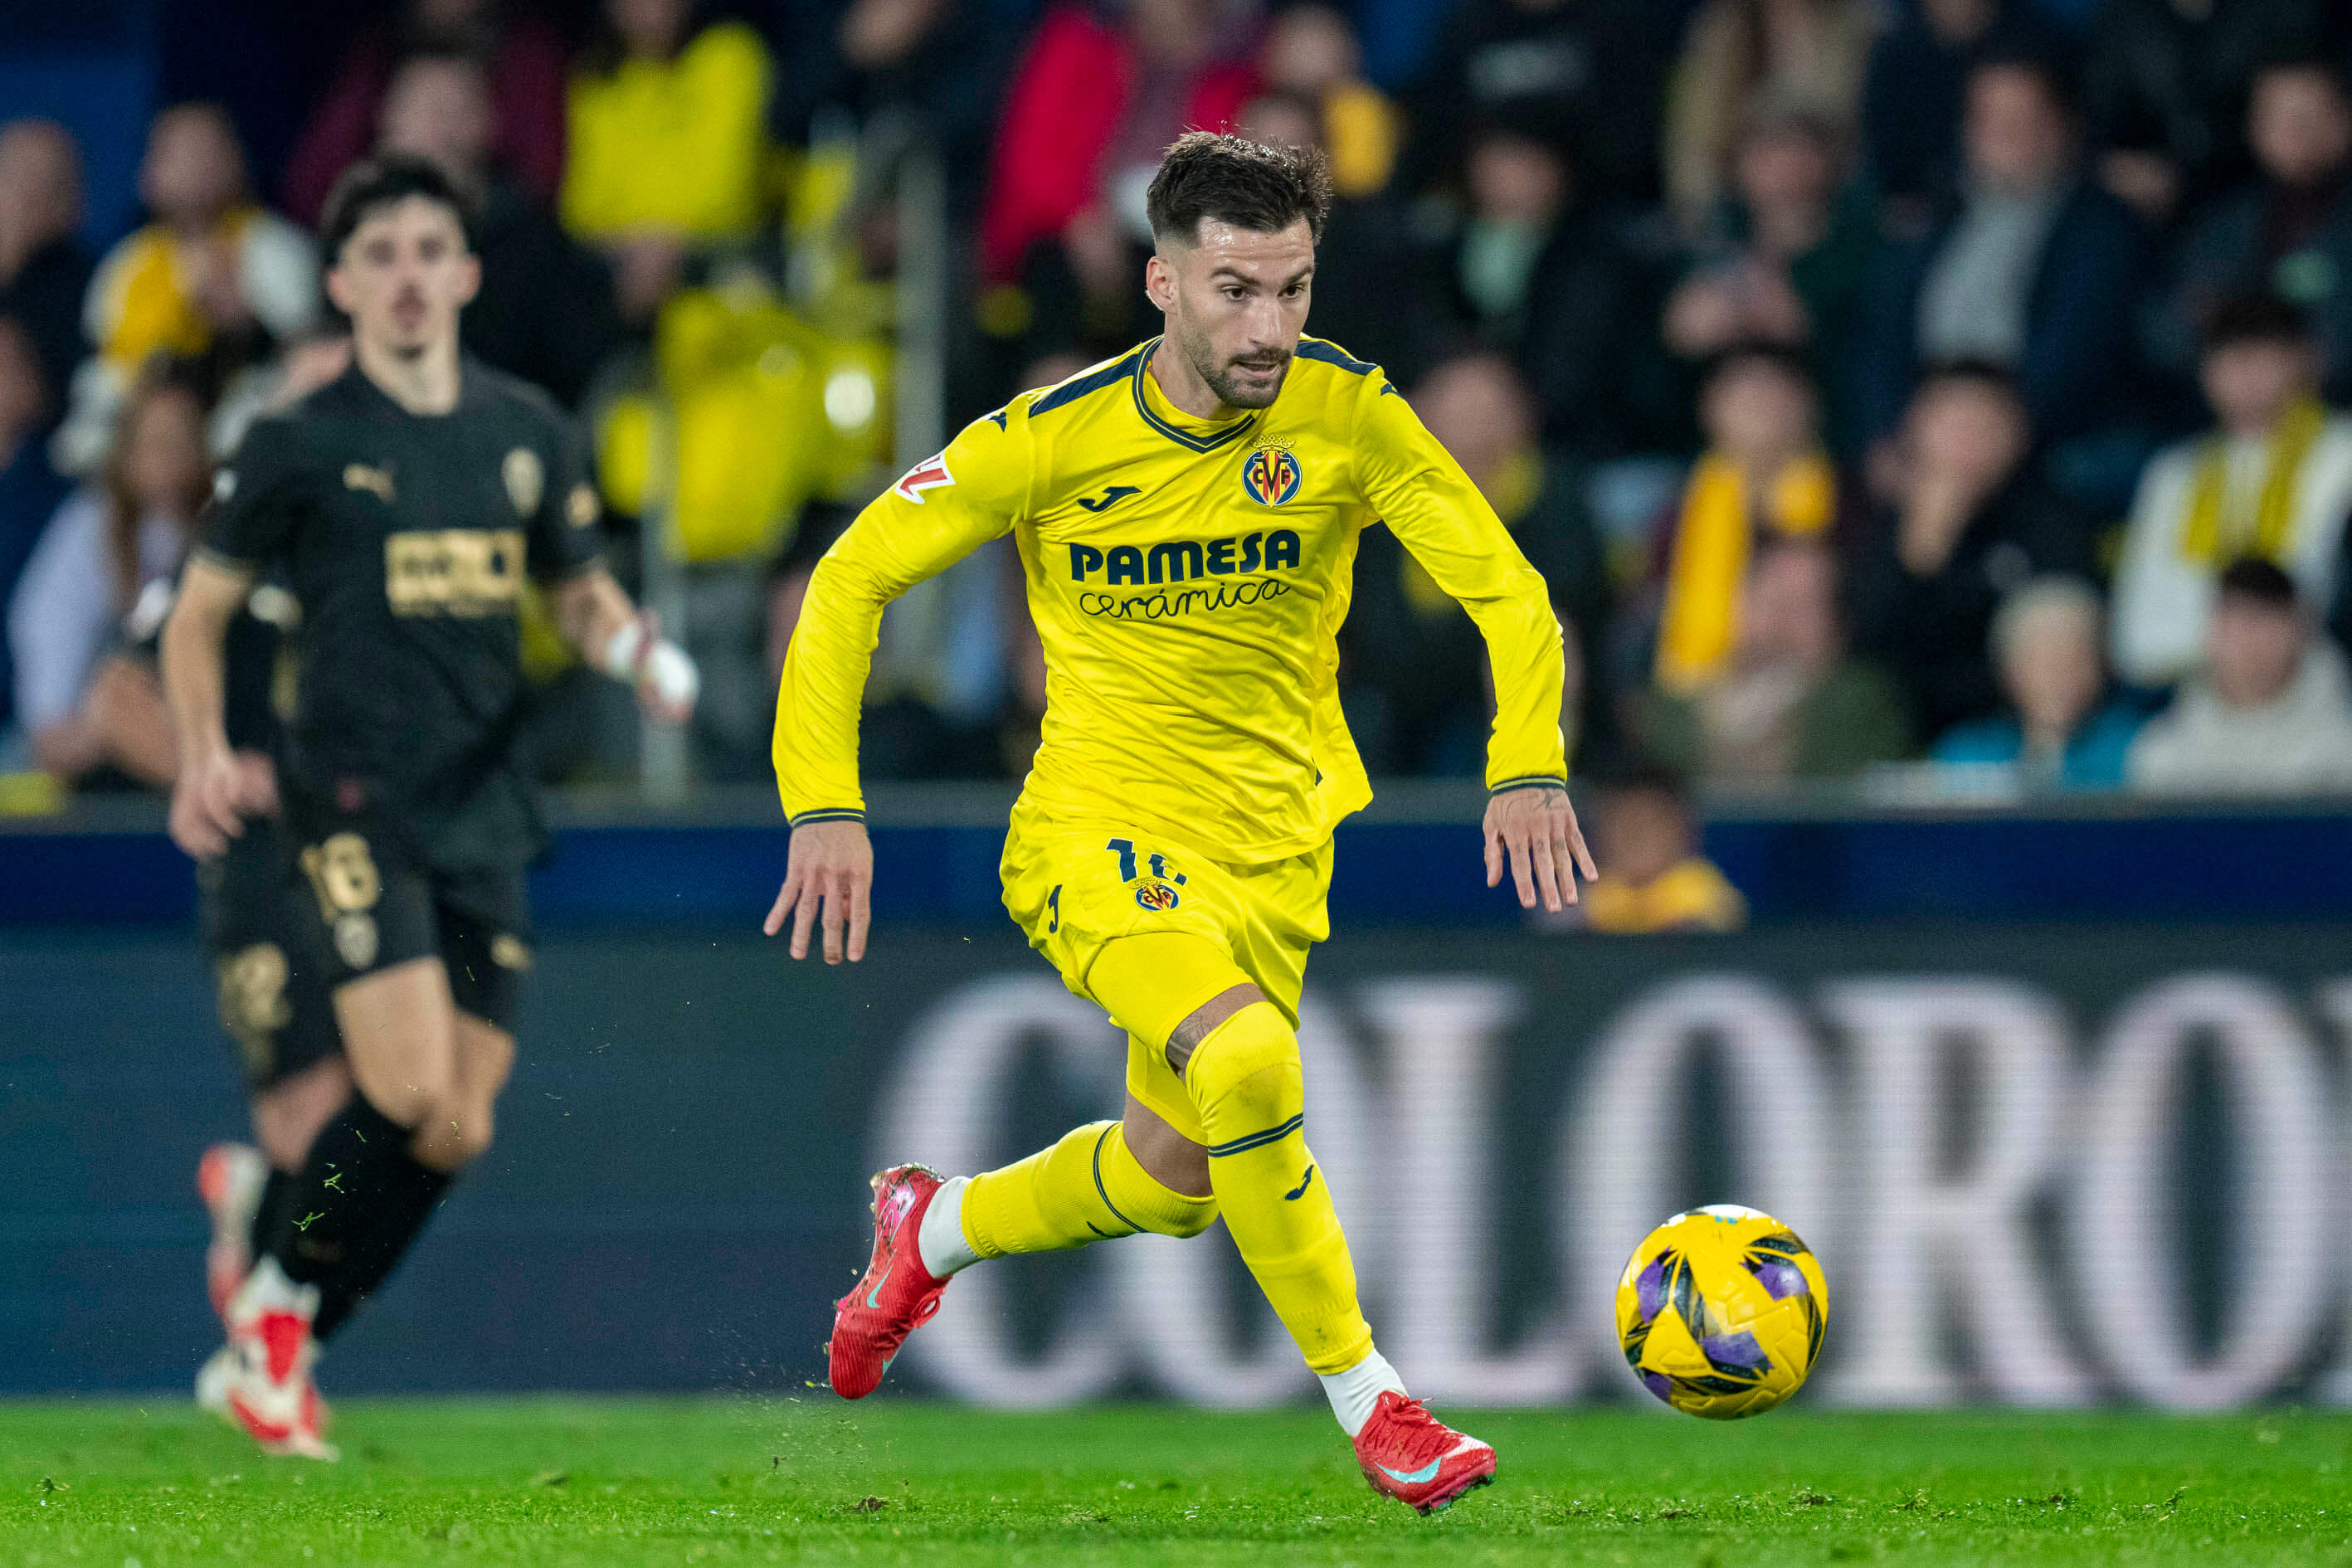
[{"x1": 772, "y1": 336, "x2": 1566, "y2": 864}]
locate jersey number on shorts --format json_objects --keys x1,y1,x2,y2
[{"x1": 1105, "y1": 838, "x2": 1184, "y2": 885}]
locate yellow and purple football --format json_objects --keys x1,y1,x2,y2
[{"x1": 1614, "y1": 1204, "x2": 1828, "y2": 1419}]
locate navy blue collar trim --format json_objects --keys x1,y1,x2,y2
[
  {"x1": 1131, "y1": 340, "x2": 1260, "y2": 453},
  {"x1": 1031, "y1": 348, "x2": 1147, "y2": 418},
  {"x1": 1295, "y1": 338, "x2": 1376, "y2": 375}
]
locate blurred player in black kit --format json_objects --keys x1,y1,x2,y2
[{"x1": 163, "y1": 154, "x2": 697, "y2": 1458}]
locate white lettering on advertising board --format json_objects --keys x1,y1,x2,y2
[{"x1": 880, "y1": 970, "x2": 2351, "y2": 1410}]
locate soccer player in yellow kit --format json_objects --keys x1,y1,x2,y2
[{"x1": 766, "y1": 133, "x2": 1593, "y2": 1514}]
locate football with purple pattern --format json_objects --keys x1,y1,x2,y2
[{"x1": 1615, "y1": 1205, "x2": 1828, "y2": 1419}]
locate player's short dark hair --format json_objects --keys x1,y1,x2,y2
[
  {"x1": 2217, "y1": 556, "x2": 2299, "y2": 611},
  {"x1": 2203, "y1": 292, "x2": 2315, "y2": 354},
  {"x1": 319, "y1": 153, "x2": 475, "y2": 265},
  {"x1": 1146, "y1": 130, "x2": 1333, "y2": 249}
]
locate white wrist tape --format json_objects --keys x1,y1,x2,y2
[
  {"x1": 600, "y1": 619, "x2": 698, "y2": 707},
  {"x1": 644, "y1": 638, "x2": 699, "y2": 707},
  {"x1": 601, "y1": 619, "x2": 647, "y2": 680}
]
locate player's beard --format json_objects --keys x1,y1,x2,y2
[{"x1": 1176, "y1": 320, "x2": 1291, "y2": 411}]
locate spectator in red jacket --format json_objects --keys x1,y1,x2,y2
[
  {"x1": 282, "y1": 0, "x2": 569, "y2": 227},
  {"x1": 978, "y1": 0, "x2": 1262, "y2": 297}
]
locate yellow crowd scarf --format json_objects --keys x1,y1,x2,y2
[
  {"x1": 2179, "y1": 397, "x2": 2326, "y2": 567},
  {"x1": 1584, "y1": 857, "x2": 1748, "y2": 934},
  {"x1": 1401, "y1": 447, "x2": 1545, "y2": 617},
  {"x1": 1654, "y1": 450, "x2": 1836, "y2": 693},
  {"x1": 102, "y1": 209, "x2": 261, "y2": 368},
  {"x1": 1322, "y1": 82, "x2": 1400, "y2": 199}
]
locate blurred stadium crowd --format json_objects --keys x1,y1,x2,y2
[{"x1": 6, "y1": 0, "x2": 2352, "y2": 808}]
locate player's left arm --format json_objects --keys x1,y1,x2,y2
[
  {"x1": 528, "y1": 421, "x2": 697, "y2": 725},
  {"x1": 1351, "y1": 373, "x2": 1596, "y2": 911},
  {"x1": 550, "y1": 566, "x2": 696, "y2": 724}
]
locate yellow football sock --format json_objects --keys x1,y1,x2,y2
[
  {"x1": 1186, "y1": 1002, "x2": 1373, "y2": 1375},
  {"x1": 960, "y1": 1119, "x2": 1217, "y2": 1259}
]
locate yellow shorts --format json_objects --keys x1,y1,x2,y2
[{"x1": 1001, "y1": 804, "x2": 1333, "y2": 1144}]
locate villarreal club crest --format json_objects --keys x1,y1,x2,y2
[
  {"x1": 1242, "y1": 443, "x2": 1302, "y2": 507},
  {"x1": 1614, "y1": 1205, "x2": 1828, "y2": 1419}
]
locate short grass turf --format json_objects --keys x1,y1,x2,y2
[{"x1": 4, "y1": 1400, "x2": 2350, "y2": 1567}]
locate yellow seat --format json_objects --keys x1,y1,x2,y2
[{"x1": 596, "y1": 283, "x2": 893, "y2": 567}]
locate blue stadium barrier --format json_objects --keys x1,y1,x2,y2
[
  {"x1": 6, "y1": 789, "x2": 2352, "y2": 927},
  {"x1": 10, "y1": 918, "x2": 2352, "y2": 1400}
]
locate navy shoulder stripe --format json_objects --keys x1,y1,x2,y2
[
  {"x1": 1296, "y1": 339, "x2": 1377, "y2": 377},
  {"x1": 1031, "y1": 349, "x2": 1147, "y2": 416}
]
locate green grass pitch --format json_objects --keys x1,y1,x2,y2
[{"x1": 4, "y1": 1398, "x2": 2348, "y2": 1566}]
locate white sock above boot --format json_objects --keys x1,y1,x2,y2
[
  {"x1": 915, "y1": 1176, "x2": 979, "y2": 1278},
  {"x1": 1319, "y1": 1347, "x2": 1408, "y2": 1438}
]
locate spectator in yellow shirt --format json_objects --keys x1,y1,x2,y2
[
  {"x1": 61, "y1": 105, "x2": 317, "y2": 473},
  {"x1": 1258, "y1": 6, "x2": 1400, "y2": 198},
  {"x1": 561, "y1": 0, "x2": 774, "y2": 324},
  {"x1": 1570, "y1": 766, "x2": 1747, "y2": 934},
  {"x1": 1653, "y1": 343, "x2": 1841, "y2": 695}
]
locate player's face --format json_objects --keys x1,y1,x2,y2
[
  {"x1": 326, "y1": 197, "x2": 480, "y2": 362},
  {"x1": 1148, "y1": 217, "x2": 1315, "y2": 410}
]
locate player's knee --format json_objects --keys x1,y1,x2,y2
[
  {"x1": 1184, "y1": 1001, "x2": 1301, "y2": 1125},
  {"x1": 1159, "y1": 1199, "x2": 1219, "y2": 1239},
  {"x1": 417, "y1": 1098, "x2": 495, "y2": 1169},
  {"x1": 362, "y1": 1069, "x2": 448, "y2": 1128},
  {"x1": 460, "y1": 1023, "x2": 517, "y2": 1093},
  {"x1": 1119, "y1": 1110, "x2": 1212, "y2": 1209},
  {"x1": 1101, "y1": 1122, "x2": 1219, "y2": 1239},
  {"x1": 454, "y1": 1113, "x2": 495, "y2": 1163}
]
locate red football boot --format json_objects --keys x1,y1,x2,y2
[
  {"x1": 828, "y1": 1164, "x2": 951, "y2": 1399},
  {"x1": 1353, "y1": 1390, "x2": 1497, "y2": 1514},
  {"x1": 197, "y1": 1142, "x2": 267, "y2": 1323},
  {"x1": 197, "y1": 1259, "x2": 338, "y2": 1460}
]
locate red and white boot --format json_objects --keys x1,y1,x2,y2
[
  {"x1": 1352, "y1": 1390, "x2": 1496, "y2": 1514},
  {"x1": 827, "y1": 1164, "x2": 951, "y2": 1399},
  {"x1": 197, "y1": 1142, "x2": 268, "y2": 1323},
  {"x1": 197, "y1": 1258, "x2": 337, "y2": 1460}
]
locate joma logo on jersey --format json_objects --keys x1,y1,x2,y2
[
  {"x1": 1076, "y1": 485, "x2": 1141, "y2": 512},
  {"x1": 1242, "y1": 444, "x2": 1303, "y2": 506},
  {"x1": 1067, "y1": 529, "x2": 1302, "y2": 585}
]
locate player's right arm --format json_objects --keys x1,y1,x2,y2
[
  {"x1": 161, "y1": 416, "x2": 303, "y2": 859},
  {"x1": 161, "y1": 554, "x2": 259, "y2": 859},
  {"x1": 765, "y1": 408, "x2": 1030, "y2": 964}
]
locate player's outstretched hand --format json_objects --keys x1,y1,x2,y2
[
  {"x1": 765, "y1": 818, "x2": 874, "y2": 965},
  {"x1": 1483, "y1": 784, "x2": 1597, "y2": 913},
  {"x1": 168, "y1": 747, "x2": 250, "y2": 861}
]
